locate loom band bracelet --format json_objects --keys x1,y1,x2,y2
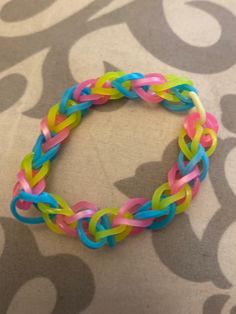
[
  {"x1": 75, "y1": 206, "x2": 116, "y2": 248},
  {"x1": 184, "y1": 112, "x2": 219, "y2": 147},
  {"x1": 59, "y1": 85, "x2": 77, "y2": 114},
  {"x1": 130, "y1": 75, "x2": 166, "y2": 103},
  {"x1": 189, "y1": 125, "x2": 218, "y2": 158},
  {"x1": 189, "y1": 92, "x2": 206, "y2": 126},
  {"x1": 179, "y1": 121, "x2": 218, "y2": 159},
  {"x1": 149, "y1": 81, "x2": 185, "y2": 103},
  {"x1": 38, "y1": 193, "x2": 75, "y2": 217},
  {"x1": 160, "y1": 85, "x2": 197, "y2": 112},
  {"x1": 81, "y1": 92, "x2": 110, "y2": 106},
  {"x1": 16, "y1": 190, "x2": 58, "y2": 209},
  {"x1": 12, "y1": 187, "x2": 32, "y2": 211},
  {"x1": 56, "y1": 202, "x2": 116, "y2": 246},
  {"x1": 148, "y1": 203, "x2": 176, "y2": 230},
  {"x1": 40, "y1": 138, "x2": 63, "y2": 162},
  {"x1": 47, "y1": 101, "x2": 82, "y2": 133},
  {"x1": 33, "y1": 133, "x2": 60, "y2": 163},
  {"x1": 73, "y1": 79, "x2": 110, "y2": 105},
  {"x1": 74, "y1": 79, "x2": 108, "y2": 103},
  {"x1": 150, "y1": 78, "x2": 197, "y2": 104},
  {"x1": 161, "y1": 99, "x2": 194, "y2": 112},
  {"x1": 134, "y1": 199, "x2": 176, "y2": 230},
  {"x1": 42, "y1": 212, "x2": 66, "y2": 234},
  {"x1": 98, "y1": 214, "x2": 116, "y2": 247},
  {"x1": 73, "y1": 79, "x2": 96, "y2": 102},
  {"x1": 42, "y1": 131, "x2": 69, "y2": 156},
  {"x1": 41, "y1": 121, "x2": 73, "y2": 153},
  {"x1": 178, "y1": 131, "x2": 210, "y2": 170},
  {"x1": 148, "y1": 207, "x2": 176, "y2": 229},
  {"x1": 91, "y1": 72, "x2": 129, "y2": 99},
  {"x1": 168, "y1": 162, "x2": 200, "y2": 199},
  {"x1": 53, "y1": 208, "x2": 96, "y2": 237},
  {"x1": 152, "y1": 182, "x2": 191, "y2": 211},
  {"x1": 42, "y1": 209, "x2": 80, "y2": 235},
  {"x1": 79, "y1": 72, "x2": 190, "y2": 106},
  {"x1": 178, "y1": 126, "x2": 216, "y2": 163},
  {"x1": 64, "y1": 201, "x2": 99, "y2": 224},
  {"x1": 40, "y1": 116, "x2": 52, "y2": 141},
  {"x1": 77, "y1": 218, "x2": 107, "y2": 249},
  {"x1": 16, "y1": 169, "x2": 44, "y2": 195},
  {"x1": 96, "y1": 71, "x2": 132, "y2": 96},
  {"x1": 133, "y1": 74, "x2": 192, "y2": 105},
  {"x1": 41, "y1": 105, "x2": 79, "y2": 141},
  {"x1": 189, "y1": 126, "x2": 218, "y2": 156},
  {"x1": 10, "y1": 190, "x2": 57, "y2": 224},
  {"x1": 138, "y1": 74, "x2": 192, "y2": 103},
  {"x1": 112, "y1": 213, "x2": 153, "y2": 230},
  {"x1": 152, "y1": 181, "x2": 192, "y2": 214},
  {"x1": 111, "y1": 72, "x2": 148, "y2": 99},
  {"x1": 11, "y1": 196, "x2": 44, "y2": 224},
  {"x1": 151, "y1": 75, "x2": 193, "y2": 95},
  {"x1": 55, "y1": 214, "x2": 77, "y2": 237},
  {"x1": 66, "y1": 86, "x2": 93, "y2": 116},
  {"x1": 134, "y1": 200, "x2": 164, "y2": 220},
  {"x1": 131, "y1": 73, "x2": 166, "y2": 87},
  {"x1": 37, "y1": 195, "x2": 77, "y2": 234},
  {"x1": 21, "y1": 153, "x2": 50, "y2": 188},
  {"x1": 11, "y1": 71, "x2": 219, "y2": 248},
  {"x1": 112, "y1": 198, "x2": 149, "y2": 235},
  {"x1": 56, "y1": 201, "x2": 99, "y2": 237},
  {"x1": 37, "y1": 201, "x2": 73, "y2": 217},
  {"x1": 47, "y1": 103, "x2": 81, "y2": 134},
  {"x1": 11, "y1": 191, "x2": 61, "y2": 224},
  {"x1": 91, "y1": 214, "x2": 133, "y2": 243},
  {"x1": 200, "y1": 128, "x2": 218, "y2": 156},
  {"x1": 32, "y1": 136, "x2": 61, "y2": 169},
  {"x1": 170, "y1": 84, "x2": 198, "y2": 105},
  {"x1": 13, "y1": 170, "x2": 46, "y2": 210},
  {"x1": 173, "y1": 185, "x2": 193, "y2": 213},
  {"x1": 130, "y1": 73, "x2": 174, "y2": 103},
  {"x1": 67, "y1": 91, "x2": 90, "y2": 115},
  {"x1": 160, "y1": 84, "x2": 198, "y2": 112},
  {"x1": 88, "y1": 208, "x2": 132, "y2": 243},
  {"x1": 177, "y1": 143, "x2": 209, "y2": 182},
  {"x1": 13, "y1": 169, "x2": 46, "y2": 210},
  {"x1": 40, "y1": 115, "x2": 75, "y2": 156},
  {"x1": 188, "y1": 124, "x2": 206, "y2": 156},
  {"x1": 65, "y1": 100, "x2": 92, "y2": 116}
]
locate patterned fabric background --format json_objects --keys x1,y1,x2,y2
[{"x1": 0, "y1": 0, "x2": 236, "y2": 313}]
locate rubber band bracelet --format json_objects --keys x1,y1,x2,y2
[{"x1": 11, "y1": 71, "x2": 219, "y2": 249}]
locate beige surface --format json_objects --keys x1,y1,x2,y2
[{"x1": 0, "y1": 0, "x2": 236, "y2": 313}]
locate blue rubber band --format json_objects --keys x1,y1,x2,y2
[
  {"x1": 171, "y1": 84, "x2": 198, "y2": 104},
  {"x1": 11, "y1": 195, "x2": 44, "y2": 224},
  {"x1": 32, "y1": 134, "x2": 60, "y2": 169},
  {"x1": 101, "y1": 215, "x2": 116, "y2": 248},
  {"x1": 178, "y1": 143, "x2": 209, "y2": 181},
  {"x1": 135, "y1": 200, "x2": 176, "y2": 230},
  {"x1": 59, "y1": 85, "x2": 77, "y2": 114},
  {"x1": 77, "y1": 218, "x2": 107, "y2": 249},
  {"x1": 112, "y1": 73, "x2": 145, "y2": 99}
]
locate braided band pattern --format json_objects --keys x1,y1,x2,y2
[{"x1": 11, "y1": 72, "x2": 219, "y2": 249}]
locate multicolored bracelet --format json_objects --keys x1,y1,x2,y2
[{"x1": 11, "y1": 71, "x2": 219, "y2": 249}]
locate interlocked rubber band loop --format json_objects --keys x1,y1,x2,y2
[{"x1": 11, "y1": 71, "x2": 219, "y2": 249}]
